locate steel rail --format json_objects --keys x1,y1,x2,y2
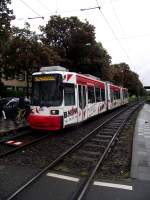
[
  {"x1": 0, "y1": 127, "x2": 30, "y2": 144},
  {"x1": 6, "y1": 103, "x2": 139, "y2": 200},
  {"x1": 0, "y1": 134, "x2": 51, "y2": 158},
  {"x1": 73, "y1": 103, "x2": 143, "y2": 200}
]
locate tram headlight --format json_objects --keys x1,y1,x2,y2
[{"x1": 50, "y1": 110, "x2": 59, "y2": 115}]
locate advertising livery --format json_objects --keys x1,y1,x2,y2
[{"x1": 28, "y1": 66, "x2": 128, "y2": 130}]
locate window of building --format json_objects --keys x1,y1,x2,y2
[
  {"x1": 6, "y1": 86, "x2": 15, "y2": 90},
  {"x1": 16, "y1": 87, "x2": 25, "y2": 92}
]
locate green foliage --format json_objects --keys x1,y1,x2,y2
[
  {"x1": 0, "y1": 7, "x2": 144, "y2": 98},
  {"x1": 0, "y1": 80, "x2": 6, "y2": 97},
  {"x1": 40, "y1": 15, "x2": 112, "y2": 80},
  {"x1": 5, "y1": 89, "x2": 24, "y2": 97},
  {"x1": 0, "y1": 0, "x2": 14, "y2": 69},
  {"x1": 3, "y1": 23, "x2": 62, "y2": 96},
  {"x1": 7, "y1": 23, "x2": 62, "y2": 70},
  {"x1": 111, "y1": 63, "x2": 145, "y2": 96},
  {"x1": 40, "y1": 16, "x2": 95, "y2": 48},
  {"x1": 146, "y1": 95, "x2": 150, "y2": 104},
  {"x1": 129, "y1": 95, "x2": 138, "y2": 102},
  {"x1": 0, "y1": 0, "x2": 13, "y2": 42}
]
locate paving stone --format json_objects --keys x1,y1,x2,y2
[
  {"x1": 131, "y1": 104, "x2": 150, "y2": 181},
  {"x1": 138, "y1": 172, "x2": 150, "y2": 181},
  {"x1": 0, "y1": 119, "x2": 27, "y2": 135}
]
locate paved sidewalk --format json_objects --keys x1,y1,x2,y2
[
  {"x1": 131, "y1": 103, "x2": 150, "y2": 180},
  {"x1": 0, "y1": 119, "x2": 28, "y2": 135}
]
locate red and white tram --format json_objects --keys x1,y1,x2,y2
[{"x1": 28, "y1": 66, "x2": 128, "y2": 130}]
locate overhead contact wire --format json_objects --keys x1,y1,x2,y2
[
  {"x1": 19, "y1": 0, "x2": 44, "y2": 19},
  {"x1": 95, "y1": 0, "x2": 133, "y2": 64}
]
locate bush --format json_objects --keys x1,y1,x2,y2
[
  {"x1": 146, "y1": 95, "x2": 150, "y2": 104},
  {"x1": 5, "y1": 89, "x2": 25, "y2": 97},
  {"x1": 129, "y1": 95, "x2": 138, "y2": 102},
  {"x1": 0, "y1": 81, "x2": 6, "y2": 97}
]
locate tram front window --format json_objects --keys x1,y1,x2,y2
[{"x1": 32, "y1": 74, "x2": 63, "y2": 107}]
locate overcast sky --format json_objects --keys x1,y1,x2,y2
[{"x1": 10, "y1": 0, "x2": 150, "y2": 86}]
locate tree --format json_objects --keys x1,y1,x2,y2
[
  {"x1": 88, "y1": 42, "x2": 111, "y2": 80},
  {"x1": 0, "y1": 0, "x2": 13, "y2": 66},
  {"x1": 40, "y1": 15, "x2": 96, "y2": 68},
  {"x1": 0, "y1": 80, "x2": 5, "y2": 97},
  {"x1": 40, "y1": 15, "x2": 112, "y2": 80},
  {"x1": 111, "y1": 63, "x2": 145, "y2": 96},
  {"x1": 6, "y1": 23, "x2": 62, "y2": 96}
]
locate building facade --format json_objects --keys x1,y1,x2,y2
[{"x1": 1, "y1": 73, "x2": 31, "y2": 93}]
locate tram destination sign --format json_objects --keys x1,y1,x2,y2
[{"x1": 34, "y1": 75, "x2": 56, "y2": 81}]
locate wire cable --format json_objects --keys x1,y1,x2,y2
[
  {"x1": 119, "y1": 34, "x2": 150, "y2": 40},
  {"x1": 95, "y1": 0, "x2": 132, "y2": 64},
  {"x1": 36, "y1": 0, "x2": 52, "y2": 13},
  {"x1": 80, "y1": 6, "x2": 100, "y2": 11},
  {"x1": 55, "y1": 0, "x2": 58, "y2": 13},
  {"x1": 19, "y1": 0, "x2": 44, "y2": 19},
  {"x1": 14, "y1": 5, "x2": 101, "y2": 21},
  {"x1": 109, "y1": 0, "x2": 125, "y2": 35}
]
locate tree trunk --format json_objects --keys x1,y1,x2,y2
[{"x1": 26, "y1": 70, "x2": 30, "y2": 98}]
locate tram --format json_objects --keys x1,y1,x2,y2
[{"x1": 28, "y1": 66, "x2": 128, "y2": 130}]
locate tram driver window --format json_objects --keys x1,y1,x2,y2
[{"x1": 64, "y1": 83, "x2": 75, "y2": 106}]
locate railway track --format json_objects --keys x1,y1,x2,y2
[
  {"x1": 0, "y1": 130, "x2": 51, "y2": 158},
  {"x1": 6, "y1": 101, "x2": 143, "y2": 200},
  {"x1": 0, "y1": 104, "x2": 130, "y2": 161}
]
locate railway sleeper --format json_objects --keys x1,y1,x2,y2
[
  {"x1": 84, "y1": 143, "x2": 106, "y2": 149},
  {"x1": 105, "y1": 160, "x2": 128, "y2": 166},
  {"x1": 72, "y1": 155, "x2": 97, "y2": 163},
  {"x1": 91, "y1": 138, "x2": 110, "y2": 143},
  {"x1": 96, "y1": 134, "x2": 112, "y2": 138},
  {"x1": 106, "y1": 125, "x2": 122, "y2": 128},
  {"x1": 99, "y1": 134, "x2": 115, "y2": 137},
  {"x1": 77, "y1": 150, "x2": 101, "y2": 157},
  {"x1": 102, "y1": 128, "x2": 116, "y2": 131}
]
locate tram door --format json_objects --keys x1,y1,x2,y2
[{"x1": 78, "y1": 85, "x2": 87, "y2": 122}]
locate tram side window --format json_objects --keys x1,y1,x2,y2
[
  {"x1": 82, "y1": 86, "x2": 86, "y2": 108},
  {"x1": 118, "y1": 91, "x2": 121, "y2": 99},
  {"x1": 114, "y1": 91, "x2": 116, "y2": 100},
  {"x1": 124, "y1": 92, "x2": 126, "y2": 99},
  {"x1": 95, "y1": 87, "x2": 101, "y2": 102},
  {"x1": 64, "y1": 83, "x2": 75, "y2": 106},
  {"x1": 88, "y1": 86, "x2": 95, "y2": 103},
  {"x1": 101, "y1": 89, "x2": 105, "y2": 101},
  {"x1": 114, "y1": 91, "x2": 120, "y2": 100},
  {"x1": 78, "y1": 85, "x2": 86, "y2": 109},
  {"x1": 78, "y1": 85, "x2": 82, "y2": 109},
  {"x1": 110, "y1": 89, "x2": 113, "y2": 102},
  {"x1": 124, "y1": 91, "x2": 128, "y2": 99},
  {"x1": 123, "y1": 91, "x2": 126, "y2": 99}
]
